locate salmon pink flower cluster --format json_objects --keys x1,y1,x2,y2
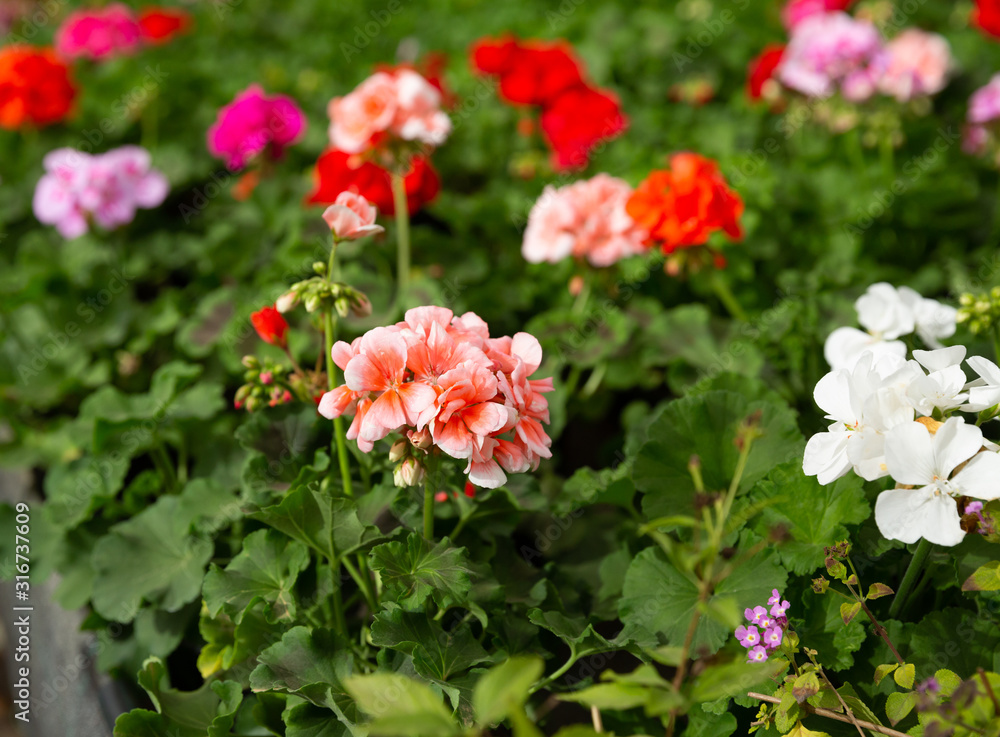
[
  {"x1": 626, "y1": 153, "x2": 744, "y2": 256},
  {"x1": 0, "y1": 45, "x2": 76, "y2": 129},
  {"x1": 523, "y1": 174, "x2": 647, "y2": 267},
  {"x1": 55, "y1": 4, "x2": 190, "y2": 60},
  {"x1": 736, "y1": 590, "x2": 791, "y2": 664},
  {"x1": 774, "y1": 12, "x2": 952, "y2": 103},
  {"x1": 33, "y1": 146, "x2": 168, "y2": 238},
  {"x1": 318, "y1": 307, "x2": 554, "y2": 488},
  {"x1": 470, "y1": 36, "x2": 627, "y2": 171},
  {"x1": 207, "y1": 85, "x2": 307, "y2": 171},
  {"x1": 307, "y1": 149, "x2": 440, "y2": 215},
  {"x1": 328, "y1": 69, "x2": 451, "y2": 155}
]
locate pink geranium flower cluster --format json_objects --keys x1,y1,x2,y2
[
  {"x1": 736, "y1": 589, "x2": 790, "y2": 664},
  {"x1": 777, "y1": 13, "x2": 951, "y2": 103},
  {"x1": 207, "y1": 85, "x2": 307, "y2": 171},
  {"x1": 318, "y1": 306, "x2": 553, "y2": 488},
  {"x1": 33, "y1": 146, "x2": 168, "y2": 238},
  {"x1": 523, "y1": 173, "x2": 648, "y2": 267},
  {"x1": 328, "y1": 69, "x2": 452, "y2": 155},
  {"x1": 964, "y1": 73, "x2": 1000, "y2": 156},
  {"x1": 55, "y1": 4, "x2": 144, "y2": 61}
]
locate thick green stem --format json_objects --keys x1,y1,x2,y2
[
  {"x1": 391, "y1": 171, "x2": 411, "y2": 303},
  {"x1": 151, "y1": 442, "x2": 178, "y2": 492},
  {"x1": 711, "y1": 271, "x2": 749, "y2": 322},
  {"x1": 888, "y1": 538, "x2": 933, "y2": 619}
]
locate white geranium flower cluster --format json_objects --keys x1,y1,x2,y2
[
  {"x1": 805, "y1": 283, "x2": 1000, "y2": 547},
  {"x1": 824, "y1": 282, "x2": 958, "y2": 371}
]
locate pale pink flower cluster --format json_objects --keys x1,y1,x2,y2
[
  {"x1": 522, "y1": 174, "x2": 648, "y2": 267},
  {"x1": 33, "y1": 146, "x2": 168, "y2": 238},
  {"x1": 964, "y1": 73, "x2": 1000, "y2": 156},
  {"x1": 322, "y1": 191, "x2": 384, "y2": 241},
  {"x1": 328, "y1": 70, "x2": 451, "y2": 154},
  {"x1": 55, "y1": 4, "x2": 143, "y2": 61},
  {"x1": 877, "y1": 29, "x2": 952, "y2": 102},
  {"x1": 778, "y1": 14, "x2": 951, "y2": 103},
  {"x1": 778, "y1": 13, "x2": 885, "y2": 100},
  {"x1": 318, "y1": 307, "x2": 554, "y2": 488}
]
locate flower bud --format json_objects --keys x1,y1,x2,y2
[
  {"x1": 393, "y1": 458, "x2": 425, "y2": 488},
  {"x1": 242, "y1": 355, "x2": 260, "y2": 369},
  {"x1": 304, "y1": 293, "x2": 322, "y2": 313},
  {"x1": 350, "y1": 292, "x2": 373, "y2": 318},
  {"x1": 334, "y1": 296, "x2": 350, "y2": 318},
  {"x1": 408, "y1": 427, "x2": 432, "y2": 450},
  {"x1": 389, "y1": 439, "x2": 408, "y2": 463},
  {"x1": 313, "y1": 261, "x2": 327, "y2": 276},
  {"x1": 275, "y1": 291, "x2": 299, "y2": 313}
]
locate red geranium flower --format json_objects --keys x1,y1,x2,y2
[
  {"x1": 472, "y1": 37, "x2": 583, "y2": 106},
  {"x1": 138, "y1": 7, "x2": 191, "y2": 44},
  {"x1": 974, "y1": 0, "x2": 1000, "y2": 39},
  {"x1": 540, "y1": 86, "x2": 628, "y2": 171},
  {"x1": 626, "y1": 153, "x2": 744, "y2": 254},
  {"x1": 0, "y1": 45, "x2": 76, "y2": 129},
  {"x1": 747, "y1": 44, "x2": 785, "y2": 101},
  {"x1": 251, "y1": 305, "x2": 288, "y2": 348},
  {"x1": 306, "y1": 149, "x2": 440, "y2": 216}
]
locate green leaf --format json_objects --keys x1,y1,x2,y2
[
  {"x1": 690, "y1": 657, "x2": 789, "y2": 702},
  {"x1": 249, "y1": 626, "x2": 358, "y2": 726},
  {"x1": 114, "y1": 657, "x2": 241, "y2": 737},
  {"x1": 934, "y1": 669, "x2": 961, "y2": 697},
  {"x1": 284, "y1": 703, "x2": 350, "y2": 737},
  {"x1": 370, "y1": 604, "x2": 490, "y2": 682},
  {"x1": 874, "y1": 663, "x2": 899, "y2": 686},
  {"x1": 619, "y1": 546, "x2": 787, "y2": 654},
  {"x1": 866, "y1": 582, "x2": 894, "y2": 600},
  {"x1": 527, "y1": 609, "x2": 614, "y2": 653},
  {"x1": 909, "y1": 609, "x2": 1000, "y2": 678},
  {"x1": 345, "y1": 673, "x2": 459, "y2": 737},
  {"x1": 43, "y1": 451, "x2": 130, "y2": 528},
  {"x1": 370, "y1": 534, "x2": 472, "y2": 610},
  {"x1": 885, "y1": 691, "x2": 917, "y2": 725},
  {"x1": 893, "y1": 663, "x2": 915, "y2": 690},
  {"x1": 749, "y1": 462, "x2": 870, "y2": 575},
  {"x1": 840, "y1": 601, "x2": 861, "y2": 626},
  {"x1": 634, "y1": 391, "x2": 802, "y2": 525},
  {"x1": 473, "y1": 656, "x2": 544, "y2": 726},
  {"x1": 251, "y1": 485, "x2": 373, "y2": 561},
  {"x1": 962, "y1": 560, "x2": 1000, "y2": 591},
  {"x1": 91, "y1": 495, "x2": 213, "y2": 622},
  {"x1": 558, "y1": 682, "x2": 650, "y2": 710},
  {"x1": 203, "y1": 529, "x2": 309, "y2": 623},
  {"x1": 795, "y1": 593, "x2": 866, "y2": 671},
  {"x1": 684, "y1": 710, "x2": 737, "y2": 737}
]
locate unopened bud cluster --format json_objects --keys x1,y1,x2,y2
[
  {"x1": 390, "y1": 428, "x2": 434, "y2": 488},
  {"x1": 957, "y1": 288, "x2": 1000, "y2": 336},
  {"x1": 275, "y1": 268, "x2": 372, "y2": 318},
  {"x1": 235, "y1": 355, "x2": 296, "y2": 412}
]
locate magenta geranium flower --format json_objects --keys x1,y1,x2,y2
[
  {"x1": 55, "y1": 4, "x2": 144, "y2": 61},
  {"x1": 207, "y1": 85, "x2": 307, "y2": 171}
]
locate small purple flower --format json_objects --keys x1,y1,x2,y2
[
  {"x1": 770, "y1": 599, "x2": 790, "y2": 618},
  {"x1": 763, "y1": 626, "x2": 784, "y2": 649},
  {"x1": 767, "y1": 589, "x2": 782, "y2": 606},
  {"x1": 745, "y1": 605, "x2": 768, "y2": 625},
  {"x1": 966, "y1": 501, "x2": 984, "y2": 516},
  {"x1": 969, "y1": 74, "x2": 1000, "y2": 126},
  {"x1": 747, "y1": 645, "x2": 769, "y2": 663},
  {"x1": 735, "y1": 625, "x2": 761, "y2": 648},
  {"x1": 916, "y1": 677, "x2": 940, "y2": 696}
]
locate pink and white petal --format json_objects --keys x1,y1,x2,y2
[
  {"x1": 461, "y1": 402, "x2": 509, "y2": 437},
  {"x1": 323, "y1": 205, "x2": 362, "y2": 238},
  {"x1": 331, "y1": 340, "x2": 357, "y2": 371},
  {"x1": 363, "y1": 390, "x2": 407, "y2": 436},
  {"x1": 510, "y1": 333, "x2": 543, "y2": 374},
  {"x1": 874, "y1": 486, "x2": 965, "y2": 547},
  {"x1": 433, "y1": 417, "x2": 475, "y2": 459},
  {"x1": 133, "y1": 171, "x2": 169, "y2": 208},
  {"x1": 344, "y1": 224, "x2": 384, "y2": 240},
  {"x1": 317, "y1": 386, "x2": 355, "y2": 419},
  {"x1": 397, "y1": 381, "x2": 438, "y2": 424},
  {"x1": 466, "y1": 457, "x2": 507, "y2": 489},
  {"x1": 344, "y1": 354, "x2": 391, "y2": 392}
]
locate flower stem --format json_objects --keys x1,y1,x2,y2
[
  {"x1": 888, "y1": 538, "x2": 933, "y2": 619},
  {"x1": 324, "y1": 240, "x2": 354, "y2": 500},
  {"x1": 423, "y1": 473, "x2": 435, "y2": 540},
  {"x1": 391, "y1": 171, "x2": 411, "y2": 304},
  {"x1": 710, "y1": 271, "x2": 749, "y2": 322}
]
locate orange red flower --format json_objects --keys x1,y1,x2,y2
[
  {"x1": 0, "y1": 45, "x2": 76, "y2": 129},
  {"x1": 138, "y1": 7, "x2": 191, "y2": 44},
  {"x1": 251, "y1": 306, "x2": 289, "y2": 349},
  {"x1": 747, "y1": 44, "x2": 785, "y2": 102},
  {"x1": 626, "y1": 153, "x2": 744, "y2": 255},
  {"x1": 974, "y1": 0, "x2": 1000, "y2": 39}
]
